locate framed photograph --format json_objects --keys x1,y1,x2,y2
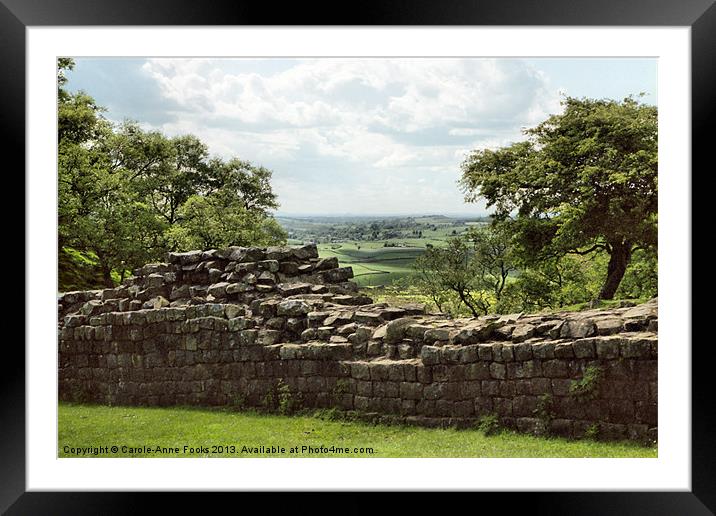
[{"x1": 6, "y1": 0, "x2": 713, "y2": 512}]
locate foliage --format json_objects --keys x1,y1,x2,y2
[
  {"x1": 58, "y1": 247, "x2": 106, "y2": 292},
  {"x1": 500, "y1": 254, "x2": 598, "y2": 312},
  {"x1": 57, "y1": 58, "x2": 286, "y2": 290},
  {"x1": 460, "y1": 95, "x2": 657, "y2": 300},
  {"x1": 277, "y1": 381, "x2": 302, "y2": 416},
  {"x1": 331, "y1": 379, "x2": 351, "y2": 401},
  {"x1": 570, "y1": 365, "x2": 603, "y2": 401},
  {"x1": 476, "y1": 413, "x2": 501, "y2": 436},
  {"x1": 261, "y1": 390, "x2": 275, "y2": 410},
  {"x1": 412, "y1": 223, "x2": 517, "y2": 316},
  {"x1": 584, "y1": 423, "x2": 600, "y2": 441},
  {"x1": 533, "y1": 393, "x2": 554, "y2": 436},
  {"x1": 615, "y1": 248, "x2": 658, "y2": 299},
  {"x1": 313, "y1": 407, "x2": 347, "y2": 422},
  {"x1": 167, "y1": 191, "x2": 286, "y2": 251}
]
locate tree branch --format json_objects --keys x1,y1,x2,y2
[{"x1": 567, "y1": 243, "x2": 607, "y2": 256}]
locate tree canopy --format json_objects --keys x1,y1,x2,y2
[
  {"x1": 58, "y1": 58, "x2": 287, "y2": 289},
  {"x1": 459, "y1": 96, "x2": 657, "y2": 299}
]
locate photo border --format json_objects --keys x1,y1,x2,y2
[{"x1": 4, "y1": 0, "x2": 713, "y2": 512}]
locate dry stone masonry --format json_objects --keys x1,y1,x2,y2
[{"x1": 58, "y1": 244, "x2": 658, "y2": 442}]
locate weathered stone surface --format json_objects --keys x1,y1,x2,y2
[
  {"x1": 314, "y1": 257, "x2": 339, "y2": 271},
  {"x1": 354, "y1": 311, "x2": 382, "y2": 325},
  {"x1": 292, "y1": 243, "x2": 319, "y2": 260},
  {"x1": 169, "y1": 250, "x2": 202, "y2": 265},
  {"x1": 379, "y1": 307, "x2": 407, "y2": 321},
  {"x1": 258, "y1": 299, "x2": 280, "y2": 318},
  {"x1": 58, "y1": 245, "x2": 657, "y2": 442},
  {"x1": 424, "y1": 327, "x2": 451, "y2": 342},
  {"x1": 324, "y1": 311, "x2": 353, "y2": 326},
  {"x1": 385, "y1": 317, "x2": 417, "y2": 344},
  {"x1": 277, "y1": 299, "x2": 311, "y2": 317},
  {"x1": 560, "y1": 319, "x2": 597, "y2": 339},
  {"x1": 573, "y1": 338, "x2": 596, "y2": 358},
  {"x1": 229, "y1": 247, "x2": 266, "y2": 263},
  {"x1": 512, "y1": 322, "x2": 537, "y2": 342},
  {"x1": 143, "y1": 296, "x2": 169, "y2": 310},
  {"x1": 277, "y1": 283, "x2": 312, "y2": 296},
  {"x1": 257, "y1": 271, "x2": 277, "y2": 285},
  {"x1": 595, "y1": 318, "x2": 624, "y2": 335},
  {"x1": 266, "y1": 246, "x2": 293, "y2": 261},
  {"x1": 420, "y1": 346, "x2": 440, "y2": 365},
  {"x1": 332, "y1": 294, "x2": 369, "y2": 306},
  {"x1": 207, "y1": 282, "x2": 229, "y2": 298},
  {"x1": 372, "y1": 324, "x2": 388, "y2": 340},
  {"x1": 337, "y1": 322, "x2": 358, "y2": 336},
  {"x1": 320, "y1": 267, "x2": 354, "y2": 283}
]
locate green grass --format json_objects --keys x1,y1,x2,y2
[
  {"x1": 558, "y1": 298, "x2": 649, "y2": 312},
  {"x1": 58, "y1": 403, "x2": 656, "y2": 458},
  {"x1": 318, "y1": 242, "x2": 424, "y2": 287}
]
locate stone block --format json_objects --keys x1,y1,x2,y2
[
  {"x1": 573, "y1": 338, "x2": 596, "y2": 358},
  {"x1": 350, "y1": 362, "x2": 371, "y2": 380},
  {"x1": 420, "y1": 346, "x2": 441, "y2": 365},
  {"x1": 490, "y1": 362, "x2": 507, "y2": 379},
  {"x1": 542, "y1": 359, "x2": 569, "y2": 378}
]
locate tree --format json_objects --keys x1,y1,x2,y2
[
  {"x1": 57, "y1": 58, "x2": 287, "y2": 290},
  {"x1": 464, "y1": 224, "x2": 517, "y2": 308},
  {"x1": 414, "y1": 238, "x2": 488, "y2": 316},
  {"x1": 206, "y1": 158, "x2": 280, "y2": 214},
  {"x1": 168, "y1": 190, "x2": 287, "y2": 250},
  {"x1": 459, "y1": 96, "x2": 657, "y2": 300},
  {"x1": 412, "y1": 224, "x2": 517, "y2": 316},
  {"x1": 501, "y1": 254, "x2": 594, "y2": 312},
  {"x1": 106, "y1": 124, "x2": 209, "y2": 230}
]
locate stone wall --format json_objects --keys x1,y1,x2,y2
[{"x1": 58, "y1": 244, "x2": 658, "y2": 442}]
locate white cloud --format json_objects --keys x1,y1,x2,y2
[{"x1": 136, "y1": 58, "x2": 560, "y2": 214}]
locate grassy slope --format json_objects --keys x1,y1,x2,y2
[
  {"x1": 58, "y1": 403, "x2": 656, "y2": 458},
  {"x1": 318, "y1": 243, "x2": 424, "y2": 287}
]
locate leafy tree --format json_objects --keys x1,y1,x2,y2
[
  {"x1": 412, "y1": 224, "x2": 517, "y2": 316},
  {"x1": 413, "y1": 238, "x2": 488, "y2": 316},
  {"x1": 206, "y1": 158, "x2": 280, "y2": 214},
  {"x1": 459, "y1": 96, "x2": 657, "y2": 300},
  {"x1": 613, "y1": 247, "x2": 658, "y2": 300},
  {"x1": 57, "y1": 57, "x2": 75, "y2": 103},
  {"x1": 464, "y1": 224, "x2": 517, "y2": 307},
  {"x1": 57, "y1": 58, "x2": 287, "y2": 290},
  {"x1": 168, "y1": 190, "x2": 287, "y2": 250},
  {"x1": 110, "y1": 125, "x2": 211, "y2": 227},
  {"x1": 501, "y1": 254, "x2": 594, "y2": 312}
]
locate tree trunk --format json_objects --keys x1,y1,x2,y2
[
  {"x1": 457, "y1": 289, "x2": 481, "y2": 317},
  {"x1": 598, "y1": 242, "x2": 631, "y2": 300},
  {"x1": 100, "y1": 261, "x2": 115, "y2": 288}
]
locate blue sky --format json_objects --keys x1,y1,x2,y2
[{"x1": 65, "y1": 57, "x2": 657, "y2": 216}]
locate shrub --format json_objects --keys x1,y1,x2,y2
[
  {"x1": 476, "y1": 414, "x2": 501, "y2": 436},
  {"x1": 585, "y1": 423, "x2": 600, "y2": 440},
  {"x1": 533, "y1": 393, "x2": 554, "y2": 436},
  {"x1": 277, "y1": 380, "x2": 301, "y2": 415},
  {"x1": 570, "y1": 365, "x2": 603, "y2": 401}
]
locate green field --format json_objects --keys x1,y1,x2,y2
[
  {"x1": 279, "y1": 215, "x2": 488, "y2": 288},
  {"x1": 58, "y1": 403, "x2": 656, "y2": 458},
  {"x1": 318, "y1": 242, "x2": 423, "y2": 286}
]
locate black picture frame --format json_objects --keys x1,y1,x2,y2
[{"x1": 3, "y1": 0, "x2": 712, "y2": 513}]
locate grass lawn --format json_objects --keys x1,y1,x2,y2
[{"x1": 58, "y1": 403, "x2": 657, "y2": 458}]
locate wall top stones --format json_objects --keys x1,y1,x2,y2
[{"x1": 59, "y1": 244, "x2": 657, "y2": 363}]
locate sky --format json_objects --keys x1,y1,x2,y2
[{"x1": 65, "y1": 57, "x2": 657, "y2": 217}]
